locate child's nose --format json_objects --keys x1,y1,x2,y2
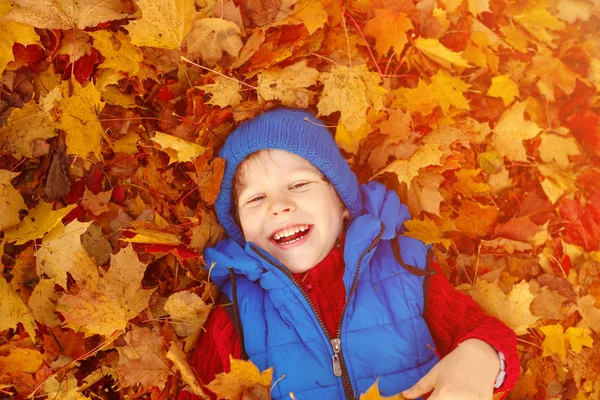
[{"x1": 269, "y1": 196, "x2": 296, "y2": 216}]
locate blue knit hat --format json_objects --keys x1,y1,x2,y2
[{"x1": 215, "y1": 108, "x2": 362, "y2": 245}]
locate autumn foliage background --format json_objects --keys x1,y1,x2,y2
[{"x1": 0, "y1": 0, "x2": 599, "y2": 398}]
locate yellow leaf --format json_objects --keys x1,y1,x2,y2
[
  {"x1": 0, "y1": 100, "x2": 57, "y2": 159},
  {"x1": 121, "y1": 221, "x2": 181, "y2": 245},
  {"x1": 363, "y1": 9, "x2": 413, "y2": 58},
  {"x1": 528, "y1": 54, "x2": 578, "y2": 102},
  {"x1": 359, "y1": 378, "x2": 407, "y2": 399},
  {"x1": 0, "y1": 348, "x2": 43, "y2": 373},
  {"x1": 407, "y1": 171, "x2": 445, "y2": 216},
  {"x1": 468, "y1": 280, "x2": 539, "y2": 335},
  {"x1": 3, "y1": 202, "x2": 76, "y2": 245},
  {"x1": 487, "y1": 75, "x2": 519, "y2": 106},
  {"x1": 468, "y1": 0, "x2": 490, "y2": 16},
  {"x1": 0, "y1": 170, "x2": 26, "y2": 231},
  {"x1": 492, "y1": 102, "x2": 542, "y2": 162},
  {"x1": 128, "y1": 0, "x2": 195, "y2": 49},
  {"x1": 284, "y1": 0, "x2": 328, "y2": 35},
  {"x1": 0, "y1": 275, "x2": 37, "y2": 342},
  {"x1": 36, "y1": 220, "x2": 94, "y2": 289},
  {"x1": 151, "y1": 131, "x2": 206, "y2": 165},
  {"x1": 208, "y1": 357, "x2": 273, "y2": 400},
  {"x1": 440, "y1": 0, "x2": 463, "y2": 13},
  {"x1": 317, "y1": 64, "x2": 385, "y2": 132},
  {"x1": 4, "y1": 0, "x2": 130, "y2": 29},
  {"x1": 56, "y1": 245, "x2": 155, "y2": 337},
  {"x1": 538, "y1": 163, "x2": 576, "y2": 204},
  {"x1": 335, "y1": 122, "x2": 371, "y2": 155},
  {"x1": 539, "y1": 324, "x2": 567, "y2": 362},
  {"x1": 257, "y1": 60, "x2": 319, "y2": 108},
  {"x1": 57, "y1": 80, "x2": 107, "y2": 160},
  {"x1": 28, "y1": 278, "x2": 61, "y2": 327},
  {"x1": 393, "y1": 70, "x2": 469, "y2": 115},
  {"x1": 199, "y1": 76, "x2": 242, "y2": 108},
  {"x1": 413, "y1": 37, "x2": 470, "y2": 69},
  {"x1": 185, "y1": 18, "x2": 243, "y2": 66},
  {"x1": 453, "y1": 169, "x2": 490, "y2": 197},
  {"x1": 514, "y1": 8, "x2": 566, "y2": 46},
  {"x1": 374, "y1": 143, "x2": 444, "y2": 185},
  {"x1": 101, "y1": 86, "x2": 138, "y2": 108},
  {"x1": 0, "y1": 0, "x2": 39, "y2": 75},
  {"x1": 57, "y1": 30, "x2": 92, "y2": 62},
  {"x1": 89, "y1": 30, "x2": 143, "y2": 75},
  {"x1": 538, "y1": 133, "x2": 580, "y2": 168},
  {"x1": 565, "y1": 327, "x2": 594, "y2": 353},
  {"x1": 164, "y1": 291, "x2": 211, "y2": 337},
  {"x1": 43, "y1": 372, "x2": 90, "y2": 400},
  {"x1": 402, "y1": 215, "x2": 452, "y2": 248},
  {"x1": 166, "y1": 342, "x2": 207, "y2": 397},
  {"x1": 500, "y1": 24, "x2": 529, "y2": 53}
]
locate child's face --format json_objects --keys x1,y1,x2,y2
[{"x1": 236, "y1": 149, "x2": 349, "y2": 274}]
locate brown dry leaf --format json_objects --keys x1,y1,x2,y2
[
  {"x1": 531, "y1": 287, "x2": 567, "y2": 321},
  {"x1": 242, "y1": 0, "x2": 298, "y2": 26},
  {"x1": 115, "y1": 325, "x2": 171, "y2": 391},
  {"x1": 190, "y1": 150, "x2": 226, "y2": 206},
  {"x1": 81, "y1": 187, "x2": 113, "y2": 215},
  {"x1": 188, "y1": 209, "x2": 225, "y2": 253},
  {"x1": 468, "y1": 280, "x2": 539, "y2": 335},
  {"x1": 207, "y1": 357, "x2": 273, "y2": 400},
  {"x1": 55, "y1": 245, "x2": 155, "y2": 337},
  {"x1": 185, "y1": 18, "x2": 243, "y2": 66},
  {"x1": 44, "y1": 147, "x2": 71, "y2": 201},
  {"x1": 257, "y1": 60, "x2": 319, "y2": 108},
  {"x1": 4, "y1": 0, "x2": 131, "y2": 29}
]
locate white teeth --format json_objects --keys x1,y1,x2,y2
[{"x1": 273, "y1": 225, "x2": 309, "y2": 240}]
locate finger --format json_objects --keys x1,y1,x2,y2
[{"x1": 402, "y1": 371, "x2": 437, "y2": 399}]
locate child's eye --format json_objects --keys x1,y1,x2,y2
[
  {"x1": 247, "y1": 195, "x2": 265, "y2": 204},
  {"x1": 290, "y1": 182, "x2": 310, "y2": 190}
]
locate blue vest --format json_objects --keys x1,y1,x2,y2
[{"x1": 205, "y1": 181, "x2": 440, "y2": 399}]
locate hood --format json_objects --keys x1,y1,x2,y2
[{"x1": 204, "y1": 180, "x2": 412, "y2": 292}]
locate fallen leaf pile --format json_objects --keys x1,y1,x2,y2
[{"x1": 1, "y1": 0, "x2": 599, "y2": 398}]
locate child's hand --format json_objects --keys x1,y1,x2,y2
[{"x1": 402, "y1": 339, "x2": 500, "y2": 400}]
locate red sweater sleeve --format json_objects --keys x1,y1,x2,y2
[{"x1": 425, "y1": 261, "x2": 520, "y2": 396}]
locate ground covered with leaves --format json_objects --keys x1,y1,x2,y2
[{"x1": 0, "y1": 0, "x2": 599, "y2": 398}]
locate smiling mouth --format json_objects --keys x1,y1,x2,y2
[{"x1": 271, "y1": 225, "x2": 313, "y2": 246}]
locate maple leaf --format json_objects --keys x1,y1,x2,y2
[
  {"x1": 468, "y1": 0, "x2": 490, "y2": 16},
  {"x1": 407, "y1": 171, "x2": 445, "y2": 216},
  {"x1": 188, "y1": 208, "x2": 225, "y2": 253},
  {"x1": 454, "y1": 200, "x2": 498, "y2": 237},
  {"x1": 531, "y1": 287, "x2": 567, "y2": 320},
  {"x1": 28, "y1": 278, "x2": 61, "y2": 328},
  {"x1": 491, "y1": 101, "x2": 542, "y2": 162},
  {"x1": 538, "y1": 163, "x2": 576, "y2": 204},
  {"x1": 0, "y1": 170, "x2": 26, "y2": 231},
  {"x1": 199, "y1": 76, "x2": 243, "y2": 108},
  {"x1": 413, "y1": 37, "x2": 470, "y2": 69},
  {"x1": 402, "y1": 214, "x2": 453, "y2": 248},
  {"x1": 4, "y1": 0, "x2": 131, "y2": 29},
  {"x1": 0, "y1": 0, "x2": 39, "y2": 75},
  {"x1": 207, "y1": 357, "x2": 273, "y2": 400},
  {"x1": 514, "y1": 7, "x2": 566, "y2": 47},
  {"x1": 538, "y1": 133, "x2": 580, "y2": 168},
  {"x1": 468, "y1": 280, "x2": 539, "y2": 335},
  {"x1": 89, "y1": 30, "x2": 143, "y2": 75},
  {"x1": 0, "y1": 100, "x2": 57, "y2": 159},
  {"x1": 528, "y1": 53, "x2": 578, "y2": 102},
  {"x1": 115, "y1": 325, "x2": 171, "y2": 391},
  {"x1": 376, "y1": 109, "x2": 412, "y2": 144},
  {"x1": 150, "y1": 131, "x2": 206, "y2": 165},
  {"x1": 282, "y1": 0, "x2": 327, "y2": 35},
  {"x1": 127, "y1": 0, "x2": 195, "y2": 49},
  {"x1": 242, "y1": 0, "x2": 298, "y2": 26},
  {"x1": 2, "y1": 202, "x2": 76, "y2": 245},
  {"x1": 81, "y1": 187, "x2": 113, "y2": 215},
  {"x1": 539, "y1": 324, "x2": 567, "y2": 362},
  {"x1": 317, "y1": 64, "x2": 385, "y2": 132},
  {"x1": 487, "y1": 75, "x2": 519, "y2": 106},
  {"x1": 0, "y1": 348, "x2": 43, "y2": 374},
  {"x1": 257, "y1": 60, "x2": 319, "y2": 108},
  {"x1": 0, "y1": 275, "x2": 37, "y2": 342},
  {"x1": 374, "y1": 143, "x2": 444, "y2": 185},
  {"x1": 185, "y1": 18, "x2": 243, "y2": 66},
  {"x1": 363, "y1": 9, "x2": 413, "y2": 58}
]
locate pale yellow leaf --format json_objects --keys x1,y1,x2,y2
[
  {"x1": 199, "y1": 76, "x2": 242, "y2": 108},
  {"x1": 413, "y1": 37, "x2": 470, "y2": 69},
  {"x1": 0, "y1": 100, "x2": 57, "y2": 159},
  {"x1": 128, "y1": 0, "x2": 195, "y2": 49},
  {"x1": 538, "y1": 163, "x2": 576, "y2": 204},
  {"x1": 514, "y1": 8, "x2": 566, "y2": 47},
  {"x1": 492, "y1": 102, "x2": 542, "y2": 161},
  {"x1": 89, "y1": 30, "x2": 143, "y2": 75},
  {"x1": 557, "y1": 0, "x2": 592, "y2": 23},
  {"x1": 284, "y1": 0, "x2": 327, "y2": 34},
  {"x1": 164, "y1": 291, "x2": 211, "y2": 337},
  {"x1": 538, "y1": 133, "x2": 580, "y2": 168},
  {"x1": 440, "y1": 0, "x2": 463, "y2": 13},
  {"x1": 185, "y1": 18, "x2": 243, "y2": 66},
  {"x1": 0, "y1": 170, "x2": 26, "y2": 231},
  {"x1": 4, "y1": 0, "x2": 130, "y2": 29},
  {"x1": 468, "y1": 0, "x2": 490, "y2": 16},
  {"x1": 57, "y1": 30, "x2": 92, "y2": 62},
  {"x1": 317, "y1": 64, "x2": 385, "y2": 132},
  {"x1": 0, "y1": 275, "x2": 37, "y2": 342},
  {"x1": 3, "y1": 202, "x2": 76, "y2": 245},
  {"x1": 28, "y1": 278, "x2": 61, "y2": 327},
  {"x1": 487, "y1": 75, "x2": 519, "y2": 106},
  {"x1": 151, "y1": 131, "x2": 206, "y2": 165},
  {"x1": 374, "y1": 143, "x2": 444, "y2": 185},
  {"x1": 257, "y1": 60, "x2": 319, "y2": 108}
]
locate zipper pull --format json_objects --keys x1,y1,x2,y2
[{"x1": 330, "y1": 338, "x2": 342, "y2": 377}]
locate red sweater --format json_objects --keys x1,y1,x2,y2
[{"x1": 181, "y1": 239, "x2": 520, "y2": 399}]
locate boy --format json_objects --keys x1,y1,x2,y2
[{"x1": 183, "y1": 108, "x2": 518, "y2": 399}]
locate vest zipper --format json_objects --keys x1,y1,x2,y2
[{"x1": 250, "y1": 222, "x2": 385, "y2": 400}]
